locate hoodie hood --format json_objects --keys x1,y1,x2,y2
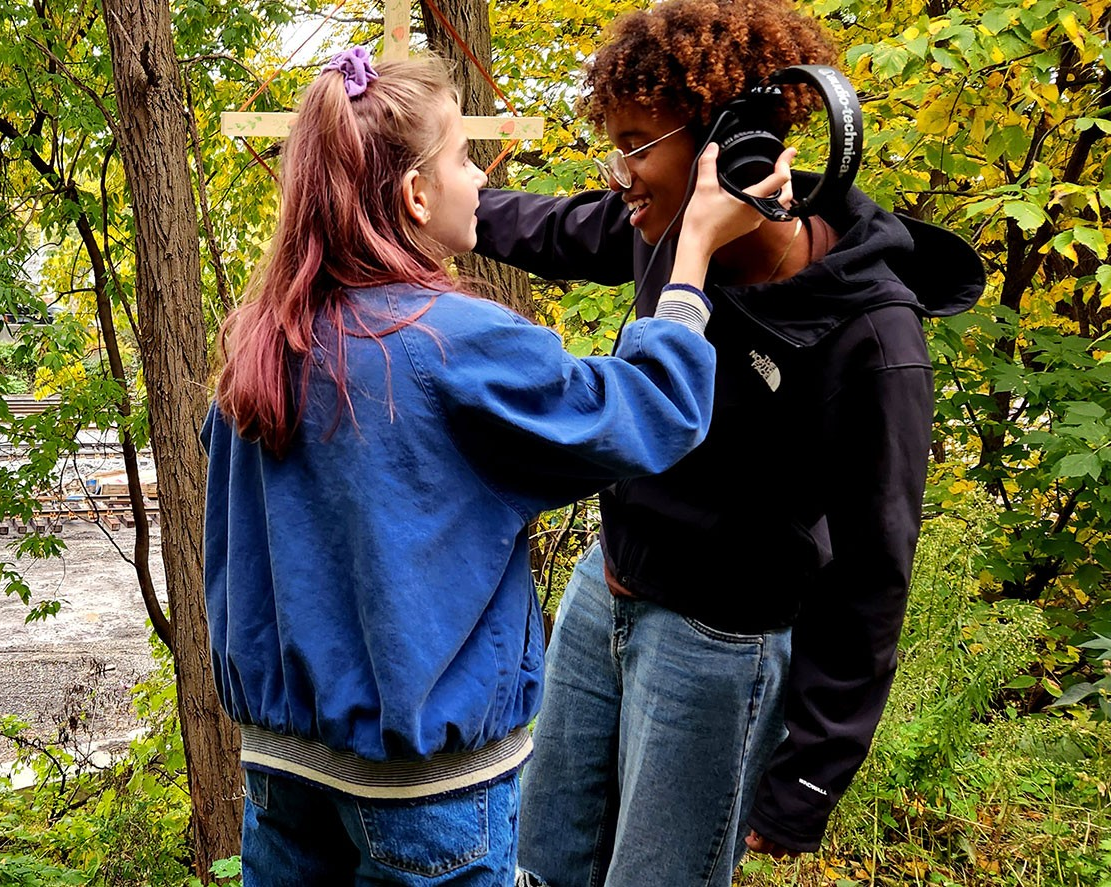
[{"x1": 710, "y1": 174, "x2": 986, "y2": 348}]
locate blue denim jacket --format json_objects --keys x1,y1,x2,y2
[{"x1": 202, "y1": 284, "x2": 715, "y2": 763}]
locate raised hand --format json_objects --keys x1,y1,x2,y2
[{"x1": 670, "y1": 143, "x2": 796, "y2": 290}]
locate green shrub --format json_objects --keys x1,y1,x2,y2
[
  {"x1": 0, "y1": 646, "x2": 193, "y2": 886},
  {"x1": 739, "y1": 498, "x2": 1111, "y2": 887}
]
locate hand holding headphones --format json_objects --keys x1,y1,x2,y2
[{"x1": 705, "y1": 65, "x2": 863, "y2": 221}]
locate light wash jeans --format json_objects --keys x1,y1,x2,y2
[
  {"x1": 241, "y1": 769, "x2": 519, "y2": 886},
  {"x1": 517, "y1": 543, "x2": 790, "y2": 887}
]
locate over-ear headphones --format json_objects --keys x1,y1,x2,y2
[{"x1": 702, "y1": 65, "x2": 863, "y2": 221}]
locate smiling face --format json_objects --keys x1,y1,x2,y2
[
  {"x1": 603, "y1": 105, "x2": 698, "y2": 246},
  {"x1": 409, "y1": 98, "x2": 489, "y2": 260}
]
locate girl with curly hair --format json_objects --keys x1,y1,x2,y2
[{"x1": 476, "y1": 1, "x2": 984, "y2": 885}]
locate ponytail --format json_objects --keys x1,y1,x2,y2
[{"x1": 216, "y1": 56, "x2": 459, "y2": 455}]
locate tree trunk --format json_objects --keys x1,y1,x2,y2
[
  {"x1": 420, "y1": 0, "x2": 533, "y2": 318},
  {"x1": 100, "y1": 0, "x2": 242, "y2": 878}
]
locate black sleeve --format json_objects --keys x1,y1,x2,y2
[
  {"x1": 746, "y1": 356, "x2": 933, "y2": 851},
  {"x1": 474, "y1": 188, "x2": 636, "y2": 286}
]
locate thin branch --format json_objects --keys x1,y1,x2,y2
[
  {"x1": 98, "y1": 140, "x2": 141, "y2": 342},
  {"x1": 24, "y1": 37, "x2": 120, "y2": 137},
  {"x1": 183, "y1": 77, "x2": 233, "y2": 313},
  {"x1": 63, "y1": 130, "x2": 89, "y2": 192},
  {"x1": 1050, "y1": 482, "x2": 1084, "y2": 535},
  {"x1": 180, "y1": 53, "x2": 265, "y2": 87}
]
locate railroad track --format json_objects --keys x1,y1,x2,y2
[{"x1": 2, "y1": 497, "x2": 160, "y2": 535}]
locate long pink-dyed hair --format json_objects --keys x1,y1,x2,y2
[{"x1": 216, "y1": 56, "x2": 459, "y2": 455}]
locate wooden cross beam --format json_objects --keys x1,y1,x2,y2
[{"x1": 220, "y1": 0, "x2": 543, "y2": 142}]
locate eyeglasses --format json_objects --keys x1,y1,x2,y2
[{"x1": 593, "y1": 125, "x2": 687, "y2": 190}]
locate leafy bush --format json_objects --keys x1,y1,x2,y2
[
  {"x1": 739, "y1": 498, "x2": 1111, "y2": 887},
  {"x1": 0, "y1": 647, "x2": 194, "y2": 886}
]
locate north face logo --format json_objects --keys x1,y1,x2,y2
[{"x1": 749, "y1": 350, "x2": 781, "y2": 391}]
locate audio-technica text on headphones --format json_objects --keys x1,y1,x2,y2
[{"x1": 702, "y1": 65, "x2": 864, "y2": 221}]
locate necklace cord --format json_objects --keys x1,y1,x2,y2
[{"x1": 764, "y1": 217, "x2": 803, "y2": 283}]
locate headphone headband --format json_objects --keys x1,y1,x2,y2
[{"x1": 763, "y1": 65, "x2": 863, "y2": 216}]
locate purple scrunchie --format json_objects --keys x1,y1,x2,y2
[{"x1": 323, "y1": 46, "x2": 379, "y2": 98}]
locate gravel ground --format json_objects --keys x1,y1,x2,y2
[{"x1": 0, "y1": 519, "x2": 166, "y2": 764}]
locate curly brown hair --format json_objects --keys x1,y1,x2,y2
[{"x1": 582, "y1": 0, "x2": 837, "y2": 137}]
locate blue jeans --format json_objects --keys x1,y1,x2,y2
[
  {"x1": 241, "y1": 769, "x2": 520, "y2": 886},
  {"x1": 517, "y1": 543, "x2": 790, "y2": 887}
]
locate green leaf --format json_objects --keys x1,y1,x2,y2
[
  {"x1": 845, "y1": 43, "x2": 873, "y2": 67},
  {"x1": 1097, "y1": 265, "x2": 1111, "y2": 295},
  {"x1": 929, "y1": 46, "x2": 964, "y2": 71},
  {"x1": 1073, "y1": 225, "x2": 1108, "y2": 259},
  {"x1": 1002, "y1": 200, "x2": 1048, "y2": 231},
  {"x1": 1003, "y1": 674, "x2": 1038, "y2": 689},
  {"x1": 566, "y1": 338, "x2": 593, "y2": 358},
  {"x1": 1075, "y1": 118, "x2": 1111, "y2": 134},
  {"x1": 872, "y1": 42, "x2": 912, "y2": 78},
  {"x1": 963, "y1": 197, "x2": 1003, "y2": 219},
  {"x1": 904, "y1": 34, "x2": 929, "y2": 58},
  {"x1": 1064, "y1": 401, "x2": 1108, "y2": 420},
  {"x1": 982, "y1": 8, "x2": 1016, "y2": 33},
  {"x1": 1054, "y1": 452, "x2": 1102, "y2": 479},
  {"x1": 1047, "y1": 681, "x2": 1095, "y2": 707},
  {"x1": 1079, "y1": 633, "x2": 1111, "y2": 655}
]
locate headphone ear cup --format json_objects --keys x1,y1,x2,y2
[{"x1": 716, "y1": 129, "x2": 786, "y2": 199}]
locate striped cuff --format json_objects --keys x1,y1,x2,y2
[
  {"x1": 655, "y1": 283, "x2": 712, "y2": 334},
  {"x1": 240, "y1": 725, "x2": 533, "y2": 800}
]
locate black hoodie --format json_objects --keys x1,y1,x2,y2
[{"x1": 475, "y1": 179, "x2": 984, "y2": 851}]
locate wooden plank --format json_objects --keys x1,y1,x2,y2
[
  {"x1": 380, "y1": 0, "x2": 410, "y2": 62},
  {"x1": 3, "y1": 394, "x2": 61, "y2": 417},
  {"x1": 224, "y1": 1, "x2": 542, "y2": 145},
  {"x1": 221, "y1": 112, "x2": 293, "y2": 138},
  {"x1": 221, "y1": 111, "x2": 543, "y2": 141},
  {"x1": 464, "y1": 116, "x2": 544, "y2": 140}
]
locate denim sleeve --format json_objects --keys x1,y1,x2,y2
[
  {"x1": 474, "y1": 188, "x2": 636, "y2": 287},
  {"x1": 406, "y1": 295, "x2": 716, "y2": 518}
]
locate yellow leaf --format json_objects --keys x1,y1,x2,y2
[
  {"x1": 1059, "y1": 12, "x2": 1091, "y2": 55},
  {"x1": 971, "y1": 110, "x2": 986, "y2": 143},
  {"x1": 927, "y1": 17, "x2": 950, "y2": 34},
  {"x1": 1031, "y1": 25, "x2": 1053, "y2": 47},
  {"x1": 1060, "y1": 12, "x2": 1081, "y2": 42},
  {"x1": 991, "y1": 45, "x2": 1005, "y2": 63},
  {"x1": 987, "y1": 71, "x2": 1004, "y2": 89},
  {"x1": 917, "y1": 99, "x2": 955, "y2": 135}
]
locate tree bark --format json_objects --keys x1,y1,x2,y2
[
  {"x1": 420, "y1": 0, "x2": 534, "y2": 318},
  {"x1": 100, "y1": 0, "x2": 241, "y2": 878}
]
